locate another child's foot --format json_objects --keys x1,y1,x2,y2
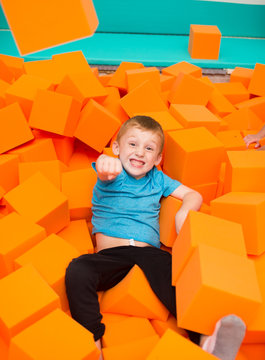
[{"x1": 202, "y1": 315, "x2": 246, "y2": 360}]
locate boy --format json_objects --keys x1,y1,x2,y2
[{"x1": 66, "y1": 116, "x2": 246, "y2": 360}]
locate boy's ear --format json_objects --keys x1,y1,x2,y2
[
  {"x1": 112, "y1": 141, "x2": 120, "y2": 156},
  {"x1": 154, "y1": 153, "x2": 162, "y2": 166}
]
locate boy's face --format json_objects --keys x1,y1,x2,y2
[{"x1": 112, "y1": 126, "x2": 162, "y2": 179}]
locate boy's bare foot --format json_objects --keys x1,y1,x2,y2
[{"x1": 202, "y1": 315, "x2": 246, "y2": 360}]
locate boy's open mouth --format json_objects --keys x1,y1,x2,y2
[{"x1": 130, "y1": 159, "x2": 145, "y2": 167}]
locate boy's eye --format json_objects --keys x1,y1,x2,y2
[
  {"x1": 146, "y1": 146, "x2": 153, "y2": 151},
  {"x1": 129, "y1": 143, "x2": 136, "y2": 147}
]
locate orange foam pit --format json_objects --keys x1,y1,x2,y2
[
  {"x1": 248, "y1": 63, "x2": 265, "y2": 97},
  {"x1": 150, "y1": 314, "x2": 188, "y2": 338},
  {"x1": 24, "y1": 59, "x2": 57, "y2": 84},
  {"x1": 0, "y1": 212, "x2": 46, "y2": 278},
  {"x1": 120, "y1": 80, "x2": 168, "y2": 117},
  {"x1": 103, "y1": 147, "x2": 117, "y2": 158},
  {"x1": 29, "y1": 89, "x2": 82, "y2": 137},
  {"x1": 162, "y1": 61, "x2": 202, "y2": 78},
  {"x1": 1, "y1": 1, "x2": 98, "y2": 55},
  {"x1": 146, "y1": 328, "x2": 217, "y2": 359},
  {"x1": 215, "y1": 130, "x2": 246, "y2": 152},
  {"x1": 18, "y1": 160, "x2": 63, "y2": 190},
  {"x1": 214, "y1": 82, "x2": 250, "y2": 105},
  {"x1": 101, "y1": 87, "x2": 129, "y2": 123},
  {"x1": 108, "y1": 62, "x2": 144, "y2": 91},
  {"x1": 57, "y1": 219, "x2": 94, "y2": 254},
  {"x1": 4, "y1": 172, "x2": 69, "y2": 235},
  {"x1": 0, "y1": 264, "x2": 60, "y2": 344},
  {"x1": 8, "y1": 308, "x2": 99, "y2": 360},
  {"x1": 188, "y1": 24, "x2": 221, "y2": 60},
  {"x1": 0, "y1": 59, "x2": 14, "y2": 84},
  {"x1": 14, "y1": 234, "x2": 80, "y2": 311},
  {"x1": 235, "y1": 96, "x2": 265, "y2": 122},
  {"x1": 100, "y1": 265, "x2": 169, "y2": 321},
  {"x1": 168, "y1": 72, "x2": 213, "y2": 105},
  {"x1": 0, "y1": 78, "x2": 10, "y2": 108},
  {"x1": 169, "y1": 104, "x2": 220, "y2": 134},
  {"x1": 176, "y1": 244, "x2": 262, "y2": 335},
  {"x1": 102, "y1": 316, "x2": 157, "y2": 348},
  {"x1": 239, "y1": 344, "x2": 265, "y2": 360},
  {"x1": 0, "y1": 54, "x2": 25, "y2": 80},
  {"x1": 163, "y1": 127, "x2": 224, "y2": 186},
  {"x1": 102, "y1": 335, "x2": 159, "y2": 360},
  {"x1": 159, "y1": 74, "x2": 175, "y2": 92},
  {"x1": 211, "y1": 192, "x2": 265, "y2": 255},
  {"x1": 61, "y1": 167, "x2": 97, "y2": 221},
  {"x1": 68, "y1": 145, "x2": 100, "y2": 171},
  {"x1": 159, "y1": 196, "x2": 182, "y2": 247},
  {"x1": 98, "y1": 73, "x2": 113, "y2": 86},
  {"x1": 223, "y1": 107, "x2": 263, "y2": 131},
  {"x1": 4, "y1": 74, "x2": 53, "y2": 119},
  {"x1": 230, "y1": 67, "x2": 254, "y2": 89},
  {"x1": 126, "y1": 67, "x2": 161, "y2": 93},
  {"x1": 190, "y1": 182, "x2": 218, "y2": 206},
  {"x1": 223, "y1": 151, "x2": 265, "y2": 193},
  {"x1": 172, "y1": 210, "x2": 246, "y2": 284},
  {"x1": 137, "y1": 111, "x2": 183, "y2": 134},
  {"x1": 0, "y1": 154, "x2": 19, "y2": 192},
  {"x1": 7, "y1": 138, "x2": 58, "y2": 162},
  {"x1": 0, "y1": 103, "x2": 33, "y2": 154}
]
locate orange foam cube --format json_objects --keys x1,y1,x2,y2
[
  {"x1": 176, "y1": 244, "x2": 262, "y2": 335},
  {"x1": 0, "y1": 212, "x2": 46, "y2": 278},
  {"x1": 160, "y1": 74, "x2": 175, "y2": 92},
  {"x1": 169, "y1": 104, "x2": 220, "y2": 134},
  {"x1": 1, "y1": 0, "x2": 98, "y2": 55},
  {"x1": 239, "y1": 344, "x2": 265, "y2": 360},
  {"x1": 74, "y1": 99, "x2": 121, "y2": 153},
  {"x1": 230, "y1": 67, "x2": 254, "y2": 89},
  {"x1": 163, "y1": 127, "x2": 224, "y2": 186},
  {"x1": 4, "y1": 74, "x2": 53, "y2": 118},
  {"x1": 100, "y1": 265, "x2": 169, "y2": 321},
  {"x1": 0, "y1": 59, "x2": 14, "y2": 84},
  {"x1": 102, "y1": 87, "x2": 129, "y2": 123},
  {"x1": 4, "y1": 172, "x2": 69, "y2": 235},
  {"x1": 0, "y1": 78, "x2": 10, "y2": 108},
  {"x1": 248, "y1": 63, "x2": 265, "y2": 97},
  {"x1": 126, "y1": 67, "x2": 161, "y2": 92},
  {"x1": 14, "y1": 234, "x2": 80, "y2": 311},
  {"x1": 172, "y1": 210, "x2": 246, "y2": 284},
  {"x1": 29, "y1": 89, "x2": 82, "y2": 137},
  {"x1": 162, "y1": 61, "x2": 202, "y2": 78},
  {"x1": 150, "y1": 313, "x2": 188, "y2": 338},
  {"x1": 0, "y1": 103, "x2": 33, "y2": 154},
  {"x1": 24, "y1": 59, "x2": 57, "y2": 83},
  {"x1": 190, "y1": 182, "x2": 218, "y2": 206},
  {"x1": 211, "y1": 192, "x2": 265, "y2": 255},
  {"x1": 0, "y1": 264, "x2": 60, "y2": 344},
  {"x1": 188, "y1": 24, "x2": 221, "y2": 60},
  {"x1": 61, "y1": 167, "x2": 97, "y2": 220},
  {"x1": 57, "y1": 219, "x2": 94, "y2": 254},
  {"x1": 108, "y1": 62, "x2": 144, "y2": 91},
  {"x1": 8, "y1": 308, "x2": 99, "y2": 360},
  {"x1": 223, "y1": 107, "x2": 263, "y2": 131},
  {"x1": 223, "y1": 151, "x2": 265, "y2": 193},
  {"x1": 0, "y1": 54, "x2": 25, "y2": 80},
  {"x1": 159, "y1": 196, "x2": 182, "y2": 247},
  {"x1": 168, "y1": 73, "x2": 213, "y2": 105},
  {"x1": 215, "y1": 130, "x2": 246, "y2": 151},
  {"x1": 120, "y1": 80, "x2": 168, "y2": 117},
  {"x1": 214, "y1": 82, "x2": 250, "y2": 105},
  {"x1": 146, "y1": 328, "x2": 217, "y2": 359},
  {"x1": 235, "y1": 96, "x2": 265, "y2": 123},
  {"x1": 102, "y1": 316, "x2": 157, "y2": 348},
  {"x1": 0, "y1": 154, "x2": 19, "y2": 192}
]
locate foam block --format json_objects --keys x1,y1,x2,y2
[
  {"x1": 223, "y1": 107, "x2": 263, "y2": 131},
  {"x1": 14, "y1": 234, "x2": 80, "y2": 311},
  {"x1": 0, "y1": 54, "x2": 25, "y2": 80},
  {"x1": 126, "y1": 67, "x2": 161, "y2": 92},
  {"x1": 211, "y1": 192, "x2": 265, "y2": 255},
  {"x1": 1, "y1": 0, "x2": 98, "y2": 55},
  {"x1": 162, "y1": 61, "x2": 202, "y2": 78},
  {"x1": 215, "y1": 130, "x2": 246, "y2": 151},
  {"x1": 163, "y1": 127, "x2": 224, "y2": 186},
  {"x1": 176, "y1": 244, "x2": 262, "y2": 335},
  {"x1": 188, "y1": 24, "x2": 221, "y2": 60},
  {"x1": 150, "y1": 313, "x2": 188, "y2": 338},
  {"x1": 100, "y1": 265, "x2": 169, "y2": 321},
  {"x1": 0, "y1": 264, "x2": 60, "y2": 344},
  {"x1": 230, "y1": 67, "x2": 254, "y2": 89},
  {"x1": 120, "y1": 80, "x2": 168, "y2": 117},
  {"x1": 24, "y1": 59, "x2": 57, "y2": 83},
  {"x1": 159, "y1": 196, "x2": 182, "y2": 247},
  {"x1": 4, "y1": 172, "x2": 69, "y2": 235},
  {"x1": 172, "y1": 210, "x2": 246, "y2": 284},
  {"x1": 235, "y1": 96, "x2": 265, "y2": 122},
  {"x1": 4, "y1": 74, "x2": 53, "y2": 118},
  {"x1": 108, "y1": 62, "x2": 144, "y2": 91},
  {"x1": 8, "y1": 309, "x2": 99, "y2": 360},
  {"x1": 190, "y1": 182, "x2": 218, "y2": 206},
  {"x1": 0, "y1": 212, "x2": 46, "y2": 278},
  {"x1": 102, "y1": 87, "x2": 129, "y2": 123},
  {"x1": 239, "y1": 344, "x2": 265, "y2": 360},
  {"x1": 0, "y1": 78, "x2": 9, "y2": 108},
  {"x1": 0, "y1": 103, "x2": 33, "y2": 154},
  {"x1": 57, "y1": 219, "x2": 94, "y2": 254},
  {"x1": 0, "y1": 154, "x2": 19, "y2": 192},
  {"x1": 29, "y1": 89, "x2": 82, "y2": 137},
  {"x1": 168, "y1": 73, "x2": 213, "y2": 105},
  {"x1": 169, "y1": 104, "x2": 220, "y2": 134},
  {"x1": 223, "y1": 151, "x2": 265, "y2": 193},
  {"x1": 0, "y1": 59, "x2": 14, "y2": 84},
  {"x1": 248, "y1": 63, "x2": 265, "y2": 97},
  {"x1": 68, "y1": 144, "x2": 100, "y2": 170},
  {"x1": 146, "y1": 329, "x2": 217, "y2": 359},
  {"x1": 160, "y1": 74, "x2": 175, "y2": 92},
  {"x1": 214, "y1": 82, "x2": 250, "y2": 105},
  {"x1": 74, "y1": 99, "x2": 121, "y2": 153}
]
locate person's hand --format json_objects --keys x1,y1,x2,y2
[
  {"x1": 243, "y1": 134, "x2": 261, "y2": 148},
  {"x1": 256, "y1": 145, "x2": 265, "y2": 151},
  {"x1": 175, "y1": 209, "x2": 189, "y2": 235},
  {"x1": 96, "y1": 155, "x2": 122, "y2": 181}
]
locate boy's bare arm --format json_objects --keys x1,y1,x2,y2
[
  {"x1": 96, "y1": 154, "x2": 123, "y2": 181},
  {"x1": 170, "y1": 185, "x2": 203, "y2": 234}
]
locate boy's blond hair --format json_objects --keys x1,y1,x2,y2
[{"x1": 116, "y1": 116, "x2": 165, "y2": 153}]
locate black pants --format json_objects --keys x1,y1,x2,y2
[{"x1": 65, "y1": 246, "x2": 200, "y2": 344}]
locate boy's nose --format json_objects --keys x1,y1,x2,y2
[{"x1": 135, "y1": 147, "x2": 144, "y2": 156}]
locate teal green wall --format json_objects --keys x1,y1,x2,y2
[{"x1": 1, "y1": 1, "x2": 265, "y2": 37}]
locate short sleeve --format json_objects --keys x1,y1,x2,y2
[{"x1": 160, "y1": 171, "x2": 182, "y2": 197}]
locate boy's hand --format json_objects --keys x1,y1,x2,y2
[
  {"x1": 96, "y1": 154, "x2": 122, "y2": 181},
  {"x1": 243, "y1": 134, "x2": 261, "y2": 148}
]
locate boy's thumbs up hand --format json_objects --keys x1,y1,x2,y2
[{"x1": 96, "y1": 154, "x2": 123, "y2": 181}]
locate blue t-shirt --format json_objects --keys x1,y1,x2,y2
[{"x1": 91, "y1": 163, "x2": 181, "y2": 248}]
